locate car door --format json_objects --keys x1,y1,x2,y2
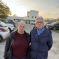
[
  {"x1": 57, "y1": 22, "x2": 59, "y2": 29},
  {"x1": 56, "y1": 22, "x2": 59, "y2": 29}
]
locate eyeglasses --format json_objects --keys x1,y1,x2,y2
[{"x1": 36, "y1": 22, "x2": 43, "y2": 24}]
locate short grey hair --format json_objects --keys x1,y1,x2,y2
[
  {"x1": 18, "y1": 20, "x2": 26, "y2": 26},
  {"x1": 35, "y1": 16, "x2": 45, "y2": 24}
]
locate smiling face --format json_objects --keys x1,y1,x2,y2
[
  {"x1": 18, "y1": 24, "x2": 25, "y2": 32},
  {"x1": 36, "y1": 18, "x2": 44, "y2": 31}
]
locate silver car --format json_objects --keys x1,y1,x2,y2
[
  {"x1": 0, "y1": 21, "x2": 10, "y2": 42},
  {"x1": 30, "y1": 21, "x2": 35, "y2": 25}
]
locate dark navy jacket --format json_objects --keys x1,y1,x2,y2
[{"x1": 29, "y1": 27, "x2": 53, "y2": 59}]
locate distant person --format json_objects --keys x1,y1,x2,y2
[
  {"x1": 4, "y1": 21, "x2": 30, "y2": 59},
  {"x1": 29, "y1": 16, "x2": 53, "y2": 59}
]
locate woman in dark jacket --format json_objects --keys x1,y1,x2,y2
[
  {"x1": 29, "y1": 16, "x2": 53, "y2": 59},
  {"x1": 4, "y1": 21, "x2": 30, "y2": 59}
]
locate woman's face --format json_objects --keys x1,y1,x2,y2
[
  {"x1": 36, "y1": 19, "x2": 44, "y2": 30},
  {"x1": 18, "y1": 24, "x2": 25, "y2": 32}
]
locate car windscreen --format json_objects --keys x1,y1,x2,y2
[
  {"x1": 0, "y1": 22, "x2": 7, "y2": 27},
  {"x1": 2, "y1": 19, "x2": 9, "y2": 23},
  {"x1": 9, "y1": 20, "x2": 14, "y2": 22},
  {"x1": 0, "y1": 19, "x2": 2, "y2": 21},
  {"x1": 51, "y1": 22, "x2": 58, "y2": 25},
  {"x1": 4, "y1": 19, "x2": 14, "y2": 23}
]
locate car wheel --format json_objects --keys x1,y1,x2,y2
[
  {"x1": 0, "y1": 36, "x2": 3, "y2": 42},
  {"x1": 8, "y1": 28, "x2": 11, "y2": 33},
  {"x1": 53, "y1": 27, "x2": 56, "y2": 30}
]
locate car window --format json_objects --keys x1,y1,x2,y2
[
  {"x1": 0, "y1": 19, "x2": 1, "y2": 21},
  {"x1": 51, "y1": 22, "x2": 58, "y2": 25},
  {"x1": 4, "y1": 19, "x2": 14, "y2": 23},
  {"x1": 2, "y1": 19, "x2": 9, "y2": 23},
  {"x1": 0, "y1": 19, "x2": 3, "y2": 21},
  {"x1": 8, "y1": 20, "x2": 14, "y2": 22},
  {"x1": 58, "y1": 22, "x2": 59, "y2": 25}
]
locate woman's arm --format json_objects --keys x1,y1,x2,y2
[
  {"x1": 4, "y1": 36, "x2": 11, "y2": 58},
  {"x1": 5, "y1": 57, "x2": 8, "y2": 59},
  {"x1": 47, "y1": 32, "x2": 53, "y2": 51}
]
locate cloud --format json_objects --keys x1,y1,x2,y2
[
  {"x1": 41, "y1": 12, "x2": 59, "y2": 16},
  {"x1": 55, "y1": 4, "x2": 59, "y2": 9},
  {"x1": 53, "y1": 13, "x2": 59, "y2": 15},
  {"x1": 48, "y1": 13, "x2": 59, "y2": 15}
]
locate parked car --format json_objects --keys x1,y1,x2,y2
[
  {"x1": 0, "y1": 21, "x2": 10, "y2": 42},
  {"x1": 30, "y1": 21, "x2": 35, "y2": 25},
  {"x1": 44, "y1": 22, "x2": 48, "y2": 27},
  {"x1": 44, "y1": 22, "x2": 51, "y2": 27},
  {"x1": 6, "y1": 24, "x2": 15, "y2": 32},
  {"x1": 0, "y1": 19, "x2": 15, "y2": 32},
  {"x1": 47, "y1": 22, "x2": 51, "y2": 26},
  {"x1": 14, "y1": 20, "x2": 18, "y2": 22},
  {"x1": 0, "y1": 19, "x2": 16, "y2": 27},
  {"x1": 47, "y1": 22, "x2": 59, "y2": 30}
]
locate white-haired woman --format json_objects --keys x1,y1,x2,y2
[
  {"x1": 4, "y1": 21, "x2": 30, "y2": 59},
  {"x1": 29, "y1": 16, "x2": 53, "y2": 59}
]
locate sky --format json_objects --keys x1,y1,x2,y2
[{"x1": 2, "y1": 0, "x2": 59, "y2": 19}]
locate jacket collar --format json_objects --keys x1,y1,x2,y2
[
  {"x1": 32, "y1": 26, "x2": 50, "y2": 38},
  {"x1": 10, "y1": 30, "x2": 30, "y2": 43},
  {"x1": 36, "y1": 27, "x2": 45, "y2": 36},
  {"x1": 10, "y1": 30, "x2": 28, "y2": 37}
]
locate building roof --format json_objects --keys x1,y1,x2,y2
[{"x1": 7, "y1": 16, "x2": 24, "y2": 19}]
